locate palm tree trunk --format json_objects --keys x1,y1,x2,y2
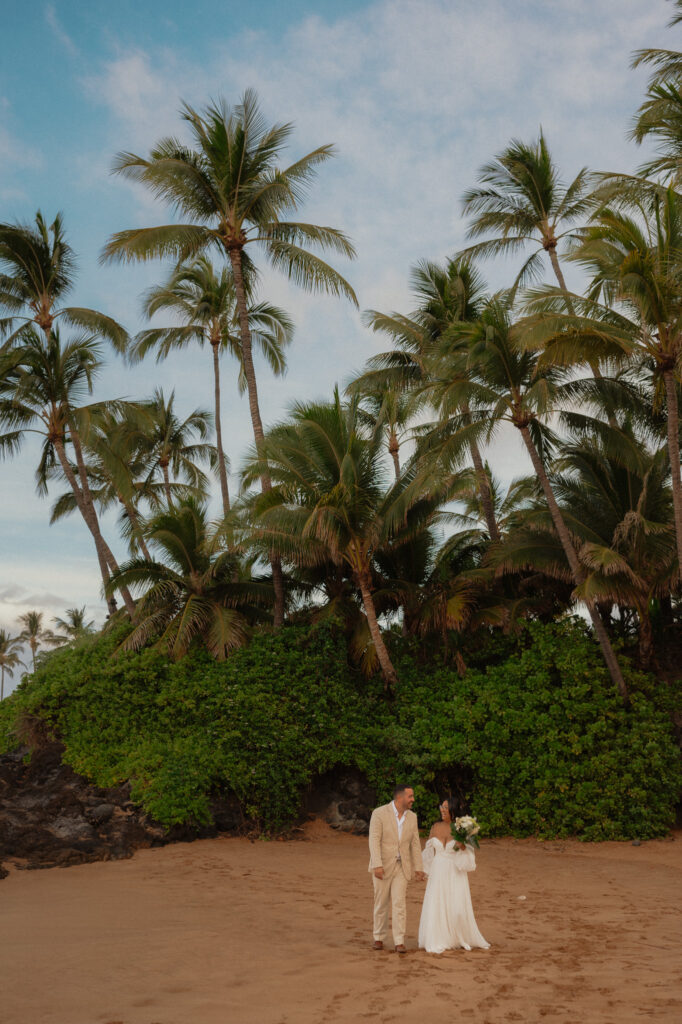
[
  {"x1": 469, "y1": 440, "x2": 500, "y2": 541},
  {"x1": 227, "y1": 244, "x2": 285, "y2": 627},
  {"x1": 211, "y1": 340, "x2": 231, "y2": 515},
  {"x1": 100, "y1": 542, "x2": 135, "y2": 612},
  {"x1": 53, "y1": 437, "x2": 119, "y2": 617},
  {"x1": 548, "y1": 246, "x2": 618, "y2": 428},
  {"x1": 123, "y1": 499, "x2": 152, "y2": 561},
  {"x1": 227, "y1": 248, "x2": 266, "y2": 446},
  {"x1": 161, "y1": 463, "x2": 174, "y2": 507},
  {"x1": 547, "y1": 246, "x2": 571, "y2": 297},
  {"x1": 462, "y1": 399, "x2": 500, "y2": 540},
  {"x1": 518, "y1": 423, "x2": 628, "y2": 701},
  {"x1": 663, "y1": 369, "x2": 682, "y2": 576},
  {"x1": 356, "y1": 568, "x2": 398, "y2": 691},
  {"x1": 69, "y1": 425, "x2": 136, "y2": 618},
  {"x1": 636, "y1": 600, "x2": 655, "y2": 670},
  {"x1": 388, "y1": 432, "x2": 401, "y2": 481}
]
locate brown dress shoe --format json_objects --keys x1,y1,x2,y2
[
  {"x1": 395, "y1": 944, "x2": 407, "y2": 954},
  {"x1": 372, "y1": 940, "x2": 384, "y2": 950}
]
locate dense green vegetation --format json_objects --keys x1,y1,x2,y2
[{"x1": 1, "y1": 620, "x2": 679, "y2": 841}]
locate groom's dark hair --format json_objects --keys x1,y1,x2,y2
[{"x1": 393, "y1": 783, "x2": 414, "y2": 797}]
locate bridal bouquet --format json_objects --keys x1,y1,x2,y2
[{"x1": 451, "y1": 815, "x2": 481, "y2": 849}]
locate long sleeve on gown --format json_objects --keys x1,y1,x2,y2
[{"x1": 422, "y1": 838, "x2": 436, "y2": 874}]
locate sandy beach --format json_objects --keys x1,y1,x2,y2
[{"x1": 2, "y1": 822, "x2": 680, "y2": 1024}]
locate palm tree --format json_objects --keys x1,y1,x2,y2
[
  {"x1": 355, "y1": 257, "x2": 501, "y2": 540},
  {"x1": 631, "y1": 2, "x2": 682, "y2": 89},
  {"x1": 134, "y1": 256, "x2": 293, "y2": 516},
  {"x1": 436, "y1": 296, "x2": 629, "y2": 698},
  {"x1": 414, "y1": 258, "x2": 502, "y2": 539},
  {"x1": 102, "y1": 91, "x2": 358, "y2": 626},
  {"x1": 494, "y1": 427, "x2": 677, "y2": 668},
  {"x1": 0, "y1": 629, "x2": 24, "y2": 700},
  {"x1": 52, "y1": 406, "x2": 157, "y2": 561},
  {"x1": 356, "y1": 385, "x2": 413, "y2": 480},
  {"x1": 525, "y1": 189, "x2": 682, "y2": 576},
  {"x1": 459, "y1": 131, "x2": 591, "y2": 294},
  {"x1": 48, "y1": 403, "x2": 210, "y2": 560},
  {"x1": 558, "y1": 437, "x2": 676, "y2": 668},
  {"x1": 106, "y1": 499, "x2": 272, "y2": 660},
  {"x1": 630, "y1": 80, "x2": 682, "y2": 184},
  {"x1": 242, "y1": 390, "x2": 462, "y2": 690},
  {"x1": 134, "y1": 389, "x2": 215, "y2": 508},
  {"x1": 454, "y1": 464, "x2": 517, "y2": 533},
  {"x1": 591, "y1": 3, "x2": 682, "y2": 201},
  {"x1": 17, "y1": 610, "x2": 60, "y2": 671},
  {"x1": 0, "y1": 211, "x2": 127, "y2": 350},
  {"x1": 0, "y1": 330, "x2": 134, "y2": 616},
  {"x1": 402, "y1": 530, "x2": 507, "y2": 674},
  {"x1": 53, "y1": 607, "x2": 97, "y2": 644}
]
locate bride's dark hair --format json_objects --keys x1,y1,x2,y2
[{"x1": 435, "y1": 795, "x2": 459, "y2": 824}]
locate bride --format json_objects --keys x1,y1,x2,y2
[{"x1": 418, "y1": 797, "x2": 490, "y2": 954}]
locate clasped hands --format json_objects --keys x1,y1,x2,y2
[{"x1": 373, "y1": 867, "x2": 426, "y2": 882}]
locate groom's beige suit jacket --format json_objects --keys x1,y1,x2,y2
[{"x1": 368, "y1": 803, "x2": 424, "y2": 881}]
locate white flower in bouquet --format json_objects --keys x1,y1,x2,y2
[{"x1": 451, "y1": 815, "x2": 481, "y2": 849}]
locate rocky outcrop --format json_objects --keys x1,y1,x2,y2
[
  {"x1": 302, "y1": 767, "x2": 376, "y2": 835},
  {"x1": 0, "y1": 742, "x2": 240, "y2": 876},
  {"x1": 0, "y1": 745, "x2": 376, "y2": 876}
]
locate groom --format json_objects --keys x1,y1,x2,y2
[{"x1": 368, "y1": 784, "x2": 425, "y2": 954}]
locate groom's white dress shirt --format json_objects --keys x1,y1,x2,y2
[{"x1": 392, "y1": 801, "x2": 406, "y2": 854}]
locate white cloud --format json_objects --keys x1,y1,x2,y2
[
  {"x1": 0, "y1": 584, "x2": 71, "y2": 611},
  {"x1": 82, "y1": 50, "x2": 192, "y2": 152},
  {"x1": 0, "y1": 100, "x2": 44, "y2": 200},
  {"x1": 45, "y1": 3, "x2": 79, "y2": 57},
  {"x1": 0, "y1": 123, "x2": 43, "y2": 173}
]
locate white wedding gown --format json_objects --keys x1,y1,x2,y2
[{"x1": 418, "y1": 837, "x2": 490, "y2": 954}]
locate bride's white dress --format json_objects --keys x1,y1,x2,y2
[{"x1": 418, "y1": 837, "x2": 490, "y2": 954}]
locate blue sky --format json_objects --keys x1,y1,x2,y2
[{"x1": 0, "y1": 0, "x2": 674, "y2": 691}]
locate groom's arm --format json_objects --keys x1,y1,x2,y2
[
  {"x1": 410, "y1": 815, "x2": 424, "y2": 876},
  {"x1": 368, "y1": 808, "x2": 384, "y2": 876}
]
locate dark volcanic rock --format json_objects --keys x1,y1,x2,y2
[
  {"x1": 303, "y1": 767, "x2": 376, "y2": 835},
  {"x1": 86, "y1": 803, "x2": 115, "y2": 825},
  {"x1": 0, "y1": 741, "x2": 240, "y2": 877},
  {"x1": 210, "y1": 794, "x2": 243, "y2": 833},
  {"x1": 0, "y1": 745, "x2": 381, "y2": 878}
]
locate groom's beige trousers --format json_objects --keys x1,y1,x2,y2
[{"x1": 372, "y1": 860, "x2": 408, "y2": 945}]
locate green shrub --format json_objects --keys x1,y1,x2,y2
[
  {"x1": 0, "y1": 623, "x2": 392, "y2": 829},
  {"x1": 1, "y1": 619, "x2": 679, "y2": 840},
  {"x1": 393, "y1": 620, "x2": 681, "y2": 840}
]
